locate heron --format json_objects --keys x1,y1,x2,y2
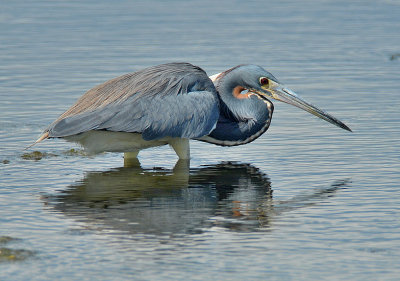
[{"x1": 31, "y1": 62, "x2": 351, "y2": 161}]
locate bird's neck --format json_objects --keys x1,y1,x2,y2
[
  {"x1": 198, "y1": 74, "x2": 274, "y2": 146},
  {"x1": 215, "y1": 73, "x2": 251, "y2": 121}
]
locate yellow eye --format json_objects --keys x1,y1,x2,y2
[{"x1": 259, "y1": 77, "x2": 269, "y2": 86}]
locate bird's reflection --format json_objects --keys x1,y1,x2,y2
[{"x1": 47, "y1": 161, "x2": 349, "y2": 235}]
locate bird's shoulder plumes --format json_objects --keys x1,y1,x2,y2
[{"x1": 55, "y1": 62, "x2": 214, "y2": 122}]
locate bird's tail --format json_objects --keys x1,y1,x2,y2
[{"x1": 25, "y1": 132, "x2": 49, "y2": 150}]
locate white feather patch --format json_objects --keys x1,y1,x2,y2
[
  {"x1": 64, "y1": 130, "x2": 171, "y2": 154},
  {"x1": 209, "y1": 72, "x2": 222, "y2": 82}
]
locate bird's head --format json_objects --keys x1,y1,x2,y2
[{"x1": 212, "y1": 65, "x2": 351, "y2": 132}]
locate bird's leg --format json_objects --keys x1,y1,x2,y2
[
  {"x1": 124, "y1": 151, "x2": 140, "y2": 167},
  {"x1": 173, "y1": 159, "x2": 190, "y2": 173},
  {"x1": 169, "y1": 138, "x2": 190, "y2": 160},
  {"x1": 172, "y1": 159, "x2": 190, "y2": 184}
]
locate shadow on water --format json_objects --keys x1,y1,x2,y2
[{"x1": 46, "y1": 161, "x2": 350, "y2": 235}]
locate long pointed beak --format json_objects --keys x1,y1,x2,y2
[{"x1": 267, "y1": 85, "x2": 352, "y2": 132}]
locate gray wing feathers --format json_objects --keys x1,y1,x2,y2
[
  {"x1": 48, "y1": 91, "x2": 219, "y2": 140},
  {"x1": 46, "y1": 63, "x2": 220, "y2": 140}
]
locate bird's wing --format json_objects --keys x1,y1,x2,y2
[
  {"x1": 48, "y1": 91, "x2": 219, "y2": 140},
  {"x1": 46, "y1": 63, "x2": 220, "y2": 140}
]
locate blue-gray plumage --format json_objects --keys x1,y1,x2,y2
[
  {"x1": 32, "y1": 62, "x2": 351, "y2": 161},
  {"x1": 47, "y1": 63, "x2": 219, "y2": 140}
]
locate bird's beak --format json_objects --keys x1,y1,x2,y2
[{"x1": 259, "y1": 82, "x2": 352, "y2": 132}]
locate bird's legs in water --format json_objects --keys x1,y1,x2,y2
[
  {"x1": 124, "y1": 151, "x2": 140, "y2": 167},
  {"x1": 170, "y1": 139, "x2": 191, "y2": 172},
  {"x1": 169, "y1": 138, "x2": 190, "y2": 160},
  {"x1": 123, "y1": 138, "x2": 190, "y2": 167},
  {"x1": 172, "y1": 158, "x2": 190, "y2": 177}
]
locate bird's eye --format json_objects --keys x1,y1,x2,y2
[{"x1": 259, "y1": 77, "x2": 269, "y2": 86}]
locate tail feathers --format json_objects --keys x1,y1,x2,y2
[{"x1": 25, "y1": 132, "x2": 49, "y2": 150}]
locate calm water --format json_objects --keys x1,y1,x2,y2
[{"x1": 1, "y1": 0, "x2": 399, "y2": 280}]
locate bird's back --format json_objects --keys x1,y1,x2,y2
[
  {"x1": 54, "y1": 62, "x2": 212, "y2": 122},
  {"x1": 41, "y1": 62, "x2": 220, "y2": 142}
]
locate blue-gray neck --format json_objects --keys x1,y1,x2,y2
[{"x1": 199, "y1": 70, "x2": 274, "y2": 146}]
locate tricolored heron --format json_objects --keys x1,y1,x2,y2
[{"x1": 32, "y1": 62, "x2": 351, "y2": 160}]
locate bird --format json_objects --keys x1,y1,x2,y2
[{"x1": 31, "y1": 62, "x2": 351, "y2": 161}]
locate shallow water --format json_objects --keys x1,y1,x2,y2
[{"x1": 1, "y1": 0, "x2": 400, "y2": 280}]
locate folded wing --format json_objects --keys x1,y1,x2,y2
[{"x1": 45, "y1": 63, "x2": 220, "y2": 141}]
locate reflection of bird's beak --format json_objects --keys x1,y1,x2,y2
[{"x1": 260, "y1": 84, "x2": 352, "y2": 132}]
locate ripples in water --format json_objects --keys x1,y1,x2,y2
[{"x1": 46, "y1": 161, "x2": 350, "y2": 235}]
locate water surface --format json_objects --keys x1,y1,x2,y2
[{"x1": 1, "y1": 0, "x2": 399, "y2": 280}]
